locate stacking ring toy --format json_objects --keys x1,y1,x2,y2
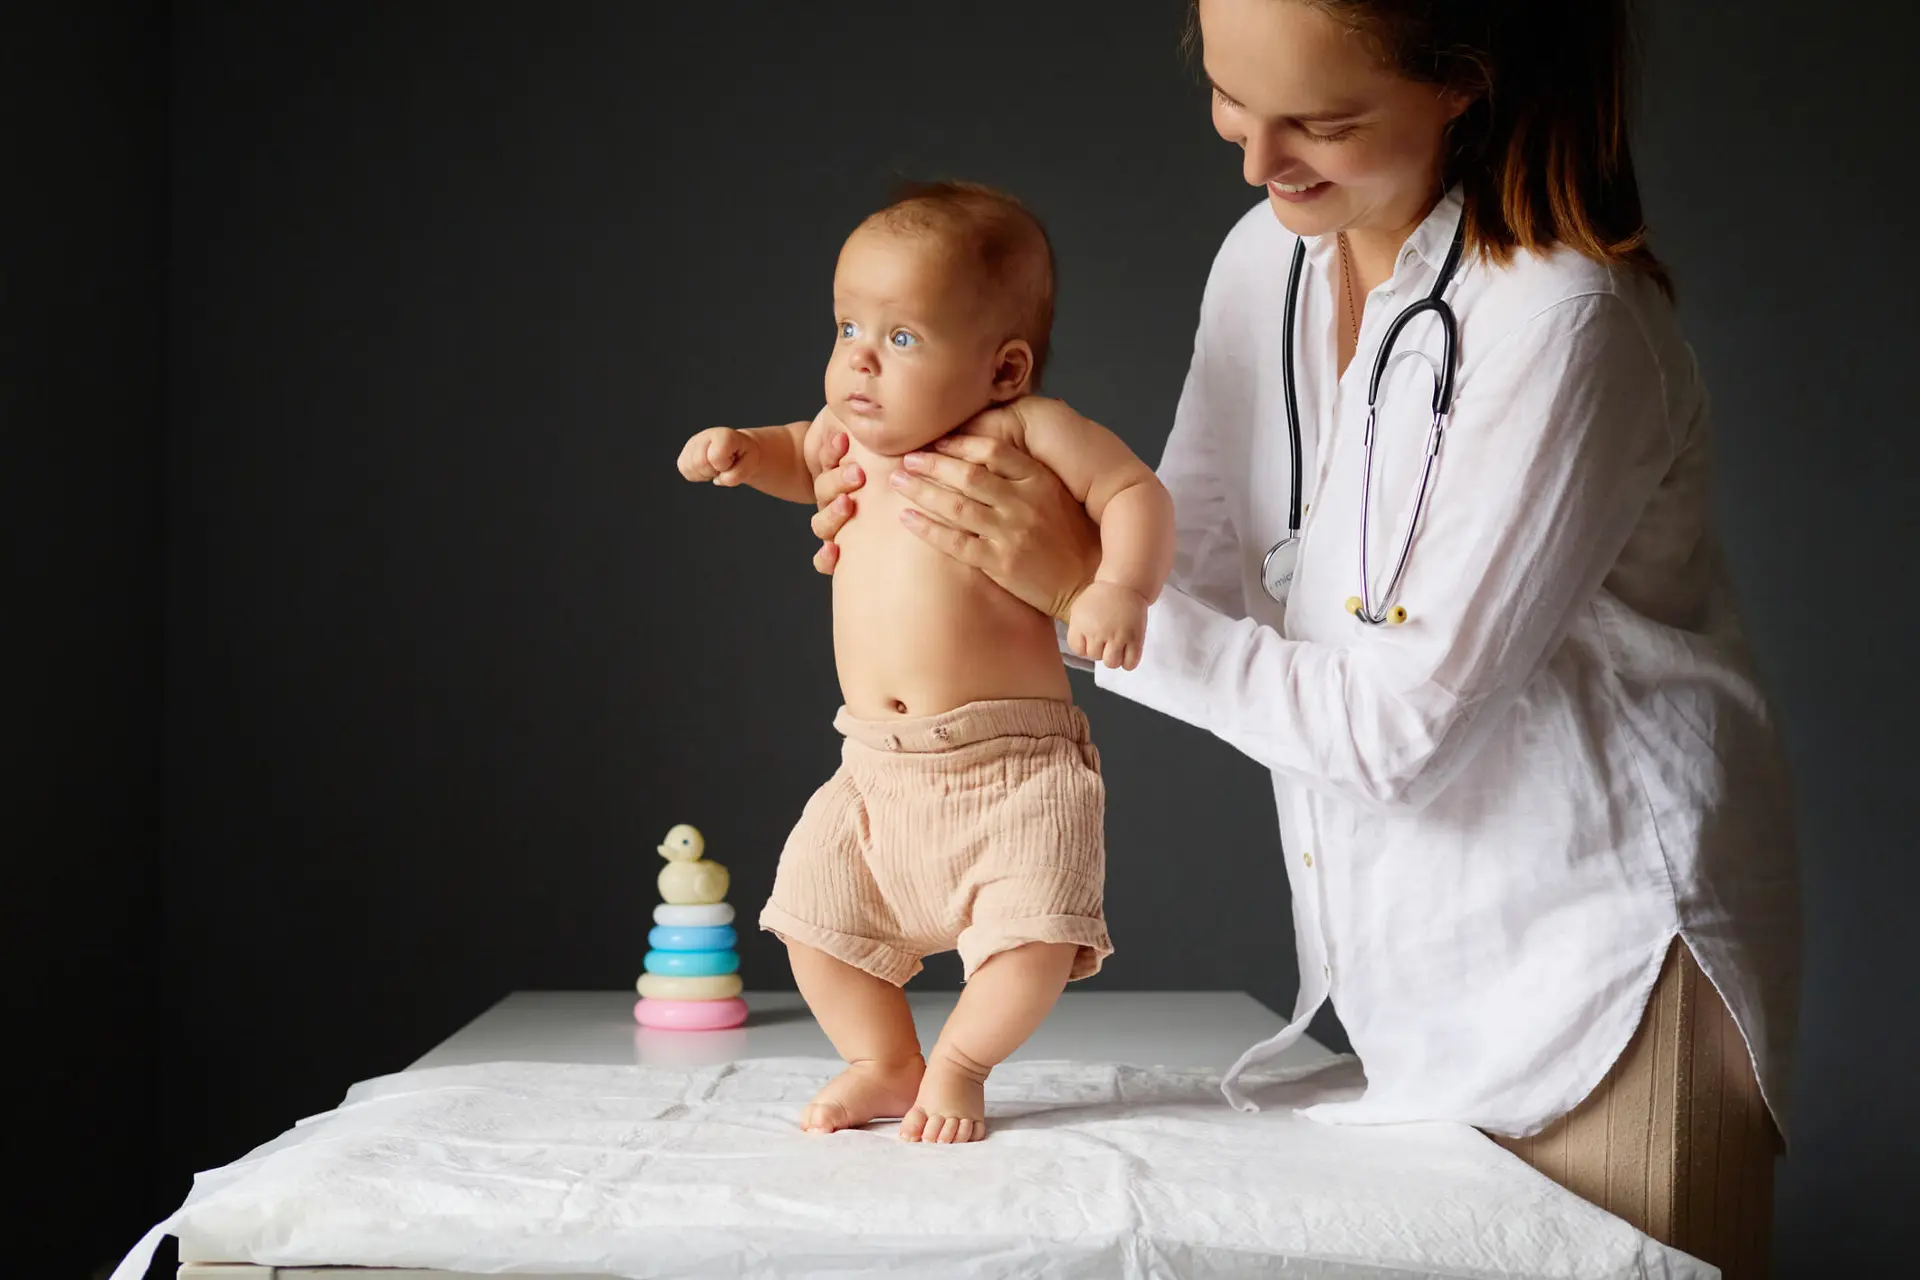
[
  {"x1": 648, "y1": 924, "x2": 738, "y2": 952},
  {"x1": 642, "y1": 948, "x2": 739, "y2": 977},
  {"x1": 636, "y1": 972, "x2": 742, "y2": 1000},
  {"x1": 654, "y1": 902, "x2": 734, "y2": 928},
  {"x1": 634, "y1": 996, "x2": 748, "y2": 1031}
]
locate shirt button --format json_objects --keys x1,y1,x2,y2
[
  {"x1": 1323, "y1": 963, "x2": 1331, "y2": 979},
  {"x1": 1302, "y1": 851, "x2": 1313, "y2": 868}
]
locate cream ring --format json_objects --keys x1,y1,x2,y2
[{"x1": 635, "y1": 972, "x2": 743, "y2": 1000}]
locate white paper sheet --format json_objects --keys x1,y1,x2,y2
[{"x1": 115, "y1": 1056, "x2": 1714, "y2": 1279}]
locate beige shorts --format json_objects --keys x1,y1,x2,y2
[{"x1": 760, "y1": 697, "x2": 1112, "y2": 986}]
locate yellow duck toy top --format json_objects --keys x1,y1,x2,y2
[{"x1": 656, "y1": 823, "x2": 729, "y2": 905}]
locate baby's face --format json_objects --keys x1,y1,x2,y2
[{"x1": 825, "y1": 228, "x2": 1010, "y2": 456}]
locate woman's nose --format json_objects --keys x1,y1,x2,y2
[{"x1": 1242, "y1": 127, "x2": 1295, "y2": 189}]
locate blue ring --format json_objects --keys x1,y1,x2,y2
[
  {"x1": 643, "y1": 949, "x2": 740, "y2": 977},
  {"x1": 648, "y1": 925, "x2": 738, "y2": 952}
]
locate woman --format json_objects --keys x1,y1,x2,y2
[{"x1": 812, "y1": 0, "x2": 1797, "y2": 1273}]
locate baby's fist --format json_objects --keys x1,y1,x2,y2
[
  {"x1": 677, "y1": 427, "x2": 759, "y2": 486},
  {"x1": 1067, "y1": 581, "x2": 1150, "y2": 671}
]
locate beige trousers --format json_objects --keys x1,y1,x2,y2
[{"x1": 1489, "y1": 938, "x2": 1782, "y2": 1278}]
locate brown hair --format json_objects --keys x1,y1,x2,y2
[
  {"x1": 1187, "y1": 0, "x2": 1672, "y2": 297},
  {"x1": 866, "y1": 180, "x2": 1059, "y2": 387}
]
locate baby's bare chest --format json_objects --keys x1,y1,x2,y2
[{"x1": 833, "y1": 430, "x2": 1010, "y2": 596}]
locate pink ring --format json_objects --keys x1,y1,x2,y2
[{"x1": 633, "y1": 996, "x2": 749, "y2": 1031}]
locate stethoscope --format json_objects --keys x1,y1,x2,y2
[{"x1": 1261, "y1": 216, "x2": 1465, "y2": 625}]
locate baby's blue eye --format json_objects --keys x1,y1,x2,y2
[
  {"x1": 839, "y1": 321, "x2": 858, "y2": 340},
  {"x1": 890, "y1": 330, "x2": 918, "y2": 349}
]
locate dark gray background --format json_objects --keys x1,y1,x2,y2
[{"x1": 6, "y1": 2, "x2": 1914, "y2": 1275}]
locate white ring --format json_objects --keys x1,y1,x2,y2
[{"x1": 653, "y1": 903, "x2": 735, "y2": 927}]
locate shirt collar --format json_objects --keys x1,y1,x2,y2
[
  {"x1": 1300, "y1": 183, "x2": 1466, "y2": 277},
  {"x1": 1402, "y1": 183, "x2": 1466, "y2": 271}
]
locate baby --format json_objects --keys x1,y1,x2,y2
[{"x1": 677, "y1": 181, "x2": 1173, "y2": 1143}]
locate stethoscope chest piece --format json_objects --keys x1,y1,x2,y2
[{"x1": 1261, "y1": 536, "x2": 1299, "y2": 601}]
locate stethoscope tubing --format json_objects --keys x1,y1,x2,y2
[{"x1": 1265, "y1": 217, "x2": 1466, "y2": 623}]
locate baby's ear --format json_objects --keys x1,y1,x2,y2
[{"x1": 990, "y1": 339, "x2": 1035, "y2": 401}]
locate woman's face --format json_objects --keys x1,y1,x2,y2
[{"x1": 1198, "y1": 0, "x2": 1470, "y2": 240}]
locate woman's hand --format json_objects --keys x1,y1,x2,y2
[
  {"x1": 808, "y1": 428, "x2": 864, "y2": 575},
  {"x1": 888, "y1": 417, "x2": 1102, "y2": 620}
]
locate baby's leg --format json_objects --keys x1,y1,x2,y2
[
  {"x1": 900, "y1": 941, "x2": 1077, "y2": 1144},
  {"x1": 787, "y1": 941, "x2": 925, "y2": 1134}
]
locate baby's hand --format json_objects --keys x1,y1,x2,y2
[
  {"x1": 1067, "y1": 581, "x2": 1149, "y2": 670},
  {"x1": 677, "y1": 427, "x2": 760, "y2": 486}
]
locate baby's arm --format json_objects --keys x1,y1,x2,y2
[
  {"x1": 1013, "y1": 397, "x2": 1175, "y2": 668},
  {"x1": 678, "y1": 407, "x2": 839, "y2": 504}
]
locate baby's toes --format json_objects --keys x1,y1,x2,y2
[{"x1": 938, "y1": 1115, "x2": 984, "y2": 1143}]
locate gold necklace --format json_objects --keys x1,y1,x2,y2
[{"x1": 1338, "y1": 231, "x2": 1361, "y2": 347}]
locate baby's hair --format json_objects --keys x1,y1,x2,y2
[{"x1": 865, "y1": 179, "x2": 1057, "y2": 389}]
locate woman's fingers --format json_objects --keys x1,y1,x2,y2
[
  {"x1": 899, "y1": 507, "x2": 988, "y2": 568},
  {"x1": 890, "y1": 470, "x2": 993, "y2": 535},
  {"x1": 812, "y1": 460, "x2": 863, "y2": 506},
  {"x1": 808, "y1": 433, "x2": 859, "y2": 577},
  {"x1": 810, "y1": 493, "x2": 854, "y2": 540},
  {"x1": 899, "y1": 448, "x2": 1014, "y2": 506},
  {"x1": 810, "y1": 427, "x2": 849, "y2": 476},
  {"x1": 927, "y1": 431, "x2": 1041, "y2": 480},
  {"x1": 812, "y1": 460, "x2": 864, "y2": 508}
]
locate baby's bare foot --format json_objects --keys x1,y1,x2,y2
[
  {"x1": 801, "y1": 1057, "x2": 925, "y2": 1134},
  {"x1": 899, "y1": 1053, "x2": 989, "y2": 1144}
]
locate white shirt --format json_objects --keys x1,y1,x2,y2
[{"x1": 1078, "y1": 188, "x2": 1800, "y2": 1139}]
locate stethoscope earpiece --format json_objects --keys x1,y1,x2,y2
[{"x1": 1346, "y1": 597, "x2": 1411, "y2": 626}]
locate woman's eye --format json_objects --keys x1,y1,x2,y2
[
  {"x1": 839, "y1": 321, "x2": 858, "y2": 340},
  {"x1": 890, "y1": 330, "x2": 918, "y2": 349}
]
